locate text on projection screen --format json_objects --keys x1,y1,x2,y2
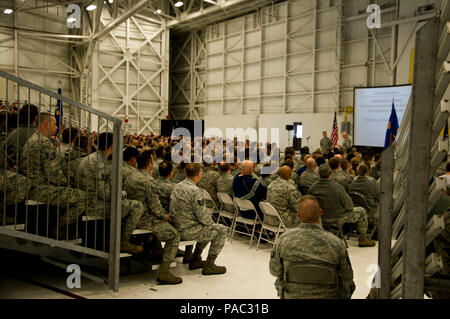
[{"x1": 354, "y1": 86, "x2": 412, "y2": 147}]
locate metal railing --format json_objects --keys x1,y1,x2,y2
[
  {"x1": 0, "y1": 70, "x2": 123, "y2": 291},
  {"x1": 378, "y1": 6, "x2": 450, "y2": 299}
]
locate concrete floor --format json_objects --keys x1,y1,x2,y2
[{"x1": 0, "y1": 234, "x2": 377, "y2": 299}]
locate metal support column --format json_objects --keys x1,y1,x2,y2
[
  {"x1": 379, "y1": 145, "x2": 394, "y2": 299},
  {"x1": 108, "y1": 119, "x2": 123, "y2": 292},
  {"x1": 403, "y1": 20, "x2": 439, "y2": 299}
]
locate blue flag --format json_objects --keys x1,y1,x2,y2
[
  {"x1": 55, "y1": 87, "x2": 63, "y2": 134},
  {"x1": 384, "y1": 103, "x2": 399, "y2": 148}
]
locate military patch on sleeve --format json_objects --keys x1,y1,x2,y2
[{"x1": 197, "y1": 199, "x2": 204, "y2": 206}]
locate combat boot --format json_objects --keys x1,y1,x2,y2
[
  {"x1": 120, "y1": 241, "x2": 144, "y2": 255},
  {"x1": 182, "y1": 245, "x2": 193, "y2": 264},
  {"x1": 202, "y1": 255, "x2": 226, "y2": 275},
  {"x1": 156, "y1": 262, "x2": 182, "y2": 285},
  {"x1": 359, "y1": 235, "x2": 376, "y2": 247},
  {"x1": 188, "y1": 250, "x2": 205, "y2": 270}
]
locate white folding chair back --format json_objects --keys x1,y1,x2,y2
[
  {"x1": 234, "y1": 197, "x2": 256, "y2": 212},
  {"x1": 217, "y1": 192, "x2": 234, "y2": 207},
  {"x1": 216, "y1": 192, "x2": 236, "y2": 231},
  {"x1": 257, "y1": 201, "x2": 288, "y2": 250},
  {"x1": 231, "y1": 197, "x2": 261, "y2": 248}
]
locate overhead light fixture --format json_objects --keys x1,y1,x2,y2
[
  {"x1": 4, "y1": 8, "x2": 13, "y2": 14},
  {"x1": 156, "y1": 9, "x2": 162, "y2": 14},
  {"x1": 86, "y1": 4, "x2": 97, "y2": 11},
  {"x1": 175, "y1": 1, "x2": 183, "y2": 7},
  {"x1": 109, "y1": 0, "x2": 114, "y2": 3}
]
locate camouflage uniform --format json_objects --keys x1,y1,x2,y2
[
  {"x1": 170, "y1": 178, "x2": 227, "y2": 257},
  {"x1": 61, "y1": 147, "x2": 88, "y2": 189},
  {"x1": 370, "y1": 166, "x2": 380, "y2": 180},
  {"x1": 152, "y1": 158, "x2": 164, "y2": 179},
  {"x1": 58, "y1": 143, "x2": 71, "y2": 155},
  {"x1": 342, "y1": 137, "x2": 352, "y2": 150},
  {"x1": 266, "y1": 178, "x2": 302, "y2": 228},
  {"x1": 21, "y1": 131, "x2": 86, "y2": 226},
  {"x1": 231, "y1": 166, "x2": 240, "y2": 177},
  {"x1": 79, "y1": 151, "x2": 143, "y2": 242},
  {"x1": 124, "y1": 169, "x2": 180, "y2": 263},
  {"x1": 332, "y1": 171, "x2": 354, "y2": 192},
  {"x1": 172, "y1": 167, "x2": 186, "y2": 184},
  {"x1": 320, "y1": 137, "x2": 332, "y2": 155},
  {"x1": 156, "y1": 176, "x2": 175, "y2": 212},
  {"x1": 122, "y1": 161, "x2": 137, "y2": 185},
  {"x1": 300, "y1": 169, "x2": 320, "y2": 189},
  {"x1": 349, "y1": 176, "x2": 380, "y2": 224},
  {"x1": 0, "y1": 147, "x2": 29, "y2": 205},
  {"x1": 291, "y1": 171, "x2": 301, "y2": 188},
  {"x1": 216, "y1": 172, "x2": 234, "y2": 212},
  {"x1": 0, "y1": 170, "x2": 29, "y2": 205},
  {"x1": 198, "y1": 166, "x2": 220, "y2": 208},
  {"x1": 269, "y1": 223, "x2": 355, "y2": 299},
  {"x1": 6, "y1": 124, "x2": 37, "y2": 168},
  {"x1": 261, "y1": 174, "x2": 277, "y2": 188},
  {"x1": 308, "y1": 179, "x2": 369, "y2": 236}
]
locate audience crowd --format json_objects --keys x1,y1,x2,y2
[{"x1": 0, "y1": 102, "x2": 448, "y2": 298}]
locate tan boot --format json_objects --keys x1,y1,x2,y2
[
  {"x1": 182, "y1": 245, "x2": 193, "y2": 264},
  {"x1": 359, "y1": 236, "x2": 376, "y2": 247},
  {"x1": 188, "y1": 251, "x2": 205, "y2": 270},
  {"x1": 202, "y1": 255, "x2": 226, "y2": 275},
  {"x1": 120, "y1": 241, "x2": 144, "y2": 255},
  {"x1": 156, "y1": 262, "x2": 182, "y2": 285}
]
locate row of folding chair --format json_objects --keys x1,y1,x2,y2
[{"x1": 213, "y1": 191, "x2": 288, "y2": 250}]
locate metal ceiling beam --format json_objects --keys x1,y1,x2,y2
[
  {"x1": 167, "y1": 0, "x2": 282, "y2": 31},
  {"x1": 16, "y1": 0, "x2": 91, "y2": 13},
  {"x1": 203, "y1": 0, "x2": 222, "y2": 7},
  {"x1": 166, "y1": 0, "x2": 253, "y2": 27},
  {"x1": 89, "y1": 0, "x2": 150, "y2": 42}
]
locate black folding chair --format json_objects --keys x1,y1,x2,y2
[{"x1": 282, "y1": 261, "x2": 338, "y2": 299}]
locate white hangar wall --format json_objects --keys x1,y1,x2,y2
[
  {"x1": 95, "y1": 11, "x2": 170, "y2": 134},
  {"x1": 0, "y1": 0, "x2": 442, "y2": 140},
  {"x1": 0, "y1": 2, "x2": 170, "y2": 134},
  {"x1": 0, "y1": 1, "x2": 72, "y2": 109},
  {"x1": 170, "y1": 0, "x2": 442, "y2": 150}
]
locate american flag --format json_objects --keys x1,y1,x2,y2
[{"x1": 331, "y1": 112, "x2": 338, "y2": 149}]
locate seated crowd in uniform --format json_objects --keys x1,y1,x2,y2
[{"x1": 4, "y1": 103, "x2": 447, "y2": 298}]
